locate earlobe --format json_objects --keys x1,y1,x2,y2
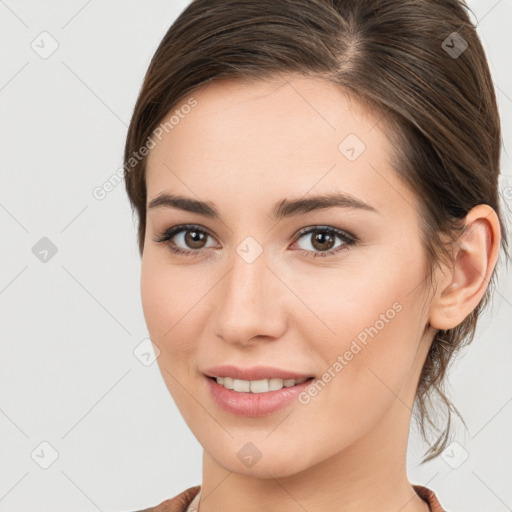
[{"x1": 428, "y1": 204, "x2": 501, "y2": 331}]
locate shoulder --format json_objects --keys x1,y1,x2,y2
[
  {"x1": 413, "y1": 484, "x2": 447, "y2": 512},
  {"x1": 130, "y1": 485, "x2": 201, "y2": 512}
]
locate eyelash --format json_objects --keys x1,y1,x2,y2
[{"x1": 152, "y1": 224, "x2": 358, "y2": 259}]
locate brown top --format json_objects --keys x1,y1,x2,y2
[{"x1": 133, "y1": 484, "x2": 446, "y2": 512}]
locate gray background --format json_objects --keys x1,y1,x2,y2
[{"x1": 1, "y1": 1, "x2": 511, "y2": 511}]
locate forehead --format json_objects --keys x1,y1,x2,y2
[{"x1": 145, "y1": 74, "x2": 415, "y2": 220}]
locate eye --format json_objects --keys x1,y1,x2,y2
[
  {"x1": 153, "y1": 224, "x2": 358, "y2": 259},
  {"x1": 291, "y1": 225, "x2": 357, "y2": 258},
  {"x1": 152, "y1": 224, "x2": 217, "y2": 257}
]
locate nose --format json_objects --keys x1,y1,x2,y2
[{"x1": 212, "y1": 246, "x2": 288, "y2": 346}]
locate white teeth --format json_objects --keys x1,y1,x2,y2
[
  {"x1": 215, "y1": 376, "x2": 309, "y2": 393},
  {"x1": 223, "y1": 376, "x2": 234, "y2": 389},
  {"x1": 233, "y1": 379, "x2": 250, "y2": 392},
  {"x1": 269, "y1": 378, "x2": 284, "y2": 391},
  {"x1": 250, "y1": 379, "x2": 269, "y2": 393}
]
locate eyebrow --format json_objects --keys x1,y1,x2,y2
[{"x1": 147, "y1": 192, "x2": 379, "y2": 220}]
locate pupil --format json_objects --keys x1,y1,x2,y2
[
  {"x1": 314, "y1": 231, "x2": 333, "y2": 250},
  {"x1": 186, "y1": 230, "x2": 205, "y2": 248}
]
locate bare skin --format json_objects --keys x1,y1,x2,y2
[{"x1": 141, "y1": 73, "x2": 500, "y2": 512}]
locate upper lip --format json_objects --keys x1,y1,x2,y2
[{"x1": 204, "y1": 364, "x2": 313, "y2": 381}]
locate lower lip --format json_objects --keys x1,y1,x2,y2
[{"x1": 205, "y1": 376, "x2": 314, "y2": 417}]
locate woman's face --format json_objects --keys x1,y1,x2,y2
[{"x1": 141, "y1": 74, "x2": 435, "y2": 477}]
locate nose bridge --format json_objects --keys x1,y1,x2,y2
[{"x1": 213, "y1": 238, "x2": 286, "y2": 344}]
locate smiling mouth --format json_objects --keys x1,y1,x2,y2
[{"x1": 208, "y1": 376, "x2": 315, "y2": 393}]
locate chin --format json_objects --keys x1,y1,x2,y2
[{"x1": 208, "y1": 442, "x2": 316, "y2": 480}]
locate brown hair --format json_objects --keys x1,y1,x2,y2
[{"x1": 124, "y1": 0, "x2": 510, "y2": 462}]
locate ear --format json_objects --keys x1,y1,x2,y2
[{"x1": 428, "y1": 204, "x2": 502, "y2": 330}]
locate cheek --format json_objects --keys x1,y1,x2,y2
[
  {"x1": 140, "y1": 258, "x2": 195, "y2": 381},
  {"x1": 140, "y1": 255, "x2": 196, "y2": 338},
  {"x1": 140, "y1": 260, "x2": 168, "y2": 340},
  {"x1": 302, "y1": 254, "x2": 426, "y2": 399},
  {"x1": 140, "y1": 259, "x2": 202, "y2": 410},
  {"x1": 299, "y1": 299, "x2": 423, "y2": 446}
]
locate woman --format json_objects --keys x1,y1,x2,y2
[{"x1": 123, "y1": 0, "x2": 509, "y2": 510}]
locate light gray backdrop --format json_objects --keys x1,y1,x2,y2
[{"x1": 1, "y1": 1, "x2": 511, "y2": 511}]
